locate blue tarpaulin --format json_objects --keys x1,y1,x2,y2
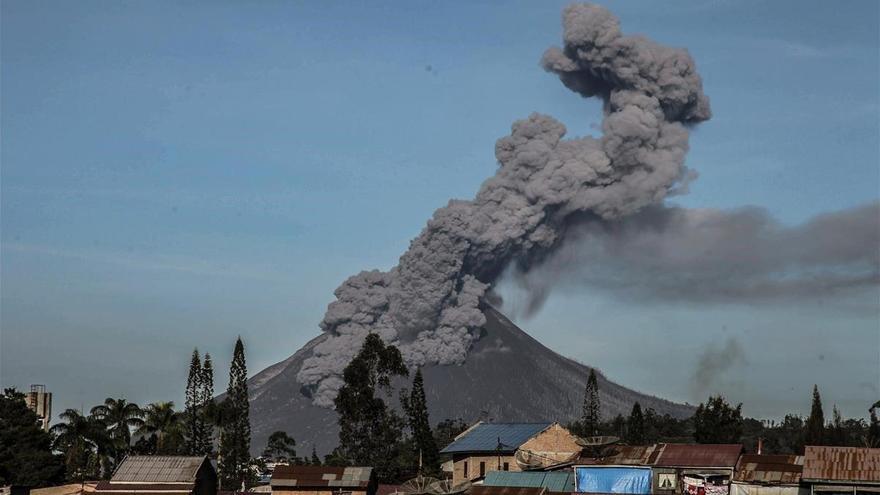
[{"x1": 575, "y1": 466, "x2": 652, "y2": 494}]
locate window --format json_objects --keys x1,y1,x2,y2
[
  {"x1": 479, "y1": 461, "x2": 485, "y2": 477},
  {"x1": 503, "y1": 462, "x2": 509, "y2": 471},
  {"x1": 463, "y1": 461, "x2": 468, "y2": 478}
]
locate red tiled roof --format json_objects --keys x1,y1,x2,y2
[
  {"x1": 734, "y1": 454, "x2": 803, "y2": 484},
  {"x1": 653, "y1": 444, "x2": 743, "y2": 468},
  {"x1": 802, "y1": 446, "x2": 880, "y2": 483},
  {"x1": 271, "y1": 466, "x2": 373, "y2": 489}
]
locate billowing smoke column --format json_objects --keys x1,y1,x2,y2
[{"x1": 297, "y1": 3, "x2": 711, "y2": 406}]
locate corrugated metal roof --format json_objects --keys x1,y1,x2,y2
[
  {"x1": 577, "y1": 446, "x2": 660, "y2": 466},
  {"x1": 802, "y1": 446, "x2": 880, "y2": 483},
  {"x1": 95, "y1": 482, "x2": 195, "y2": 492},
  {"x1": 470, "y1": 486, "x2": 547, "y2": 495},
  {"x1": 440, "y1": 423, "x2": 552, "y2": 454},
  {"x1": 271, "y1": 466, "x2": 374, "y2": 489},
  {"x1": 483, "y1": 471, "x2": 575, "y2": 492},
  {"x1": 653, "y1": 444, "x2": 743, "y2": 468},
  {"x1": 110, "y1": 456, "x2": 206, "y2": 483},
  {"x1": 734, "y1": 454, "x2": 803, "y2": 484}
]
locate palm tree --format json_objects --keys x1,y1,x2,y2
[
  {"x1": 136, "y1": 402, "x2": 182, "y2": 453},
  {"x1": 51, "y1": 409, "x2": 104, "y2": 481},
  {"x1": 90, "y1": 398, "x2": 144, "y2": 451}
]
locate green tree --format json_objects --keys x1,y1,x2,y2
[
  {"x1": 693, "y1": 395, "x2": 743, "y2": 444},
  {"x1": 868, "y1": 402, "x2": 880, "y2": 447},
  {"x1": 334, "y1": 333, "x2": 409, "y2": 482},
  {"x1": 626, "y1": 402, "x2": 645, "y2": 444},
  {"x1": 827, "y1": 405, "x2": 846, "y2": 446},
  {"x1": 402, "y1": 369, "x2": 439, "y2": 475},
  {"x1": 805, "y1": 385, "x2": 825, "y2": 446},
  {"x1": 581, "y1": 369, "x2": 601, "y2": 437},
  {"x1": 263, "y1": 431, "x2": 297, "y2": 462},
  {"x1": 136, "y1": 402, "x2": 184, "y2": 454},
  {"x1": 0, "y1": 388, "x2": 64, "y2": 486},
  {"x1": 185, "y1": 349, "x2": 203, "y2": 454},
  {"x1": 309, "y1": 446, "x2": 321, "y2": 466},
  {"x1": 51, "y1": 409, "x2": 105, "y2": 481},
  {"x1": 198, "y1": 354, "x2": 215, "y2": 455},
  {"x1": 433, "y1": 418, "x2": 468, "y2": 452},
  {"x1": 90, "y1": 398, "x2": 144, "y2": 455},
  {"x1": 219, "y1": 337, "x2": 252, "y2": 490}
]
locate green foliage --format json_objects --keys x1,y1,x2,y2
[
  {"x1": 263, "y1": 431, "x2": 297, "y2": 462},
  {"x1": 309, "y1": 446, "x2": 321, "y2": 466},
  {"x1": 219, "y1": 337, "x2": 252, "y2": 490},
  {"x1": 693, "y1": 395, "x2": 743, "y2": 444},
  {"x1": 869, "y1": 404, "x2": 880, "y2": 447},
  {"x1": 334, "y1": 333, "x2": 409, "y2": 482},
  {"x1": 402, "y1": 369, "x2": 439, "y2": 476},
  {"x1": 0, "y1": 388, "x2": 64, "y2": 486},
  {"x1": 51, "y1": 408, "x2": 107, "y2": 481},
  {"x1": 90, "y1": 398, "x2": 144, "y2": 460},
  {"x1": 581, "y1": 369, "x2": 601, "y2": 437},
  {"x1": 135, "y1": 402, "x2": 185, "y2": 454},
  {"x1": 804, "y1": 385, "x2": 825, "y2": 446},
  {"x1": 185, "y1": 350, "x2": 215, "y2": 456},
  {"x1": 625, "y1": 402, "x2": 645, "y2": 444},
  {"x1": 434, "y1": 418, "x2": 468, "y2": 452}
]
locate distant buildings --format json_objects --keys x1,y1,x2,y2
[{"x1": 25, "y1": 384, "x2": 52, "y2": 431}]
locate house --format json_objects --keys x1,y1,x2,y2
[
  {"x1": 801, "y1": 446, "x2": 880, "y2": 495},
  {"x1": 439, "y1": 422, "x2": 581, "y2": 485},
  {"x1": 270, "y1": 466, "x2": 376, "y2": 495},
  {"x1": 573, "y1": 445, "x2": 660, "y2": 495},
  {"x1": 651, "y1": 444, "x2": 744, "y2": 495},
  {"x1": 93, "y1": 456, "x2": 216, "y2": 495},
  {"x1": 730, "y1": 454, "x2": 805, "y2": 495}
]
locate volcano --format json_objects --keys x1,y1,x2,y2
[{"x1": 246, "y1": 306, "x2": 693, "y2": 455}]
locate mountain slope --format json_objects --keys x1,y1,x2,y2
[{"x1": 246, "y1": 305, "x2": 693, "y2": 456}]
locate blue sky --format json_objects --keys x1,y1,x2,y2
[{"x1": 2, "y1": 0, "x2": 878, "y2": 421}]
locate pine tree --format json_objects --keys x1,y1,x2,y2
[
  {"x1": 805, "y1": 385, "x2": 825, "y2": 446},
  {"x1": 402, "y1": 369, "x2": 439, "y2": 475},
  {"x1": 626, "y1": 402, "x2": 645, "y2": 445},
  {"x1": 335, "y1": 333, "x2": 408, "y2": 482},
  {"x1": 310, "y1": 446, "x2": 321, "y2": 466},
  {"x1": 219, "y1": 337, "x2": 252, "y2": 490},
  {"x1": 197, "y1": 354, "x2": 215, "y2": 455},
  {"x1": 581, "y1": 369, "x2": 601, "y2": 437},
  {"x1": 868, "y1": 402, "x2": 880, "y2": 447},
  {"x1": 185, "y1": 349, "x2": 202, "y2": 455}
]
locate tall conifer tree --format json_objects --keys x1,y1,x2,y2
[
  {"x1": 626, "y1": 402, "x2": 645, "y2": 445},
  {"x1": 219, "y1": 338, "x2": 251, "y2": 490},
  {"x1": 198, "y1": 353, "x2": 215, "y2": 455},
  {"x1": 805, "y1": 385, "x2": 825, "y2": 446},
  {"x1": 184, "y1": 349, "x2": 202, "y2": 455},
  {"x1": 402, "y1": 369, "x2": 439, "y2": 475},
  {"x1": 581, "y1": 369, "x2": 601, "y2": 437}
]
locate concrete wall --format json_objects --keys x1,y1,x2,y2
[
  {"x1": 451, "y1": 454, "x2": 517, "y2": 485},
  {"x1": 519, "y1": 423, "x2": 581, "y2": 464}
]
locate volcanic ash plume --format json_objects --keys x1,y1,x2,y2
[{"x1": 297, "y1": 3, "x2": 711, "y2": 407}]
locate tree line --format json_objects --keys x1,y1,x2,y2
[
  {"x1": 0, "y1": 337, "x2": 253, "y2": 490},
  {"x1": 3, "y1": 334, "x2": 879, "y2": 488}
]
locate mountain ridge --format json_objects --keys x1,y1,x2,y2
[{"x1": 246, "y1": 305, "x2": 693, "y2": 456}]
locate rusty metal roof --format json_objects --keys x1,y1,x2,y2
[
  {"x1": 109, "y1": 456, "x2": 207, "y2": 483},
  {"x1": 271, "y1": 466, "x2": 374, "y2": 489},
  {"x1": 95, "y1": 482, "x2": 196, "y2": 492},
  {"x1": 734, "y1": 454, "x2": 803, "y2": 484},
  {"x1": 652, "y1": 444, "x2": 743, "y2": 468},
  {"x1": 577, "y1": 445, "x2": 661, "y2": 466},
  {"x1": 802, "y1": 446, "x2": 880, "y2": 483}
]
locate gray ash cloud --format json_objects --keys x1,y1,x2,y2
[{"x1": 297, "y1": 3, "x2": 712, "y2": 407}]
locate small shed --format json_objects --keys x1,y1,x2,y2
[
  {"x1": 651, "y1": 444, "x2": 744, "y2": 495},
  {"x1": 93, "y1": 456, "x2": 216, "y2": 495},
  {"x1": 731, "y1": 454, "x2": 805, "y2": 495},
  {"x1": 801, "y1": 446, "x2": 880, "y2": 495},
  {"x1": 270, "y1": 466, "x2": 377, "y2": 495}
]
